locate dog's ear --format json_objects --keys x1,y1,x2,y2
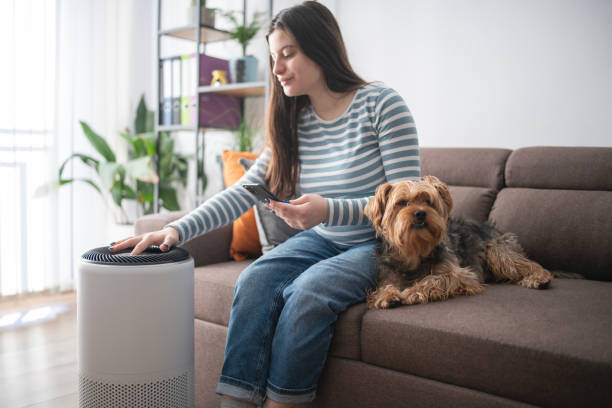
[
  {"x1": 365, "y1": 183, "x2": 394, "y2": 229},
  {"x1": 423, "y1": 175, "x2": 453, "y2": 217}
]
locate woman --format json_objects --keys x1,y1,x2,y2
[{"x1": 110, "y1": 2, "x2": 420, "y2": 407}]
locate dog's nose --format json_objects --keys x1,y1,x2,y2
[{"x1": 413, "y1": 210, "x2": 427, "y2": 221}]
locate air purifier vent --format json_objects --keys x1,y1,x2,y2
[
  {"x1": 81, "y1": 246, "x2": 190, "y2": 265},
  {"x1": 78, "y1": 370, "x2": 194, "y2": 408}
]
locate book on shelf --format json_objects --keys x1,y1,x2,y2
[
  {"x1": 158, "y1": 54, "x2": 240, "y2": 129},
  {"x1": 180, "y1": 54, "x2": 195, "y2": 126},
  {"x1": 171, "y1": 57, "x2": 181, "y2": 125},
  {"x1": 160, "y1": 58, "x2": 173, "y2": 126}
]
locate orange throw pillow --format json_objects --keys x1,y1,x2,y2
[{"x1": 222, "y1": 150, "x2": 261, "y2": 261}]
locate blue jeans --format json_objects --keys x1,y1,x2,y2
[{"x1": 216, "y1": 229, "x2": 376, "y2": 405}]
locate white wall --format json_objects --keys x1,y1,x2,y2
[{"x1": 337, "y1": 0, "x2": 612, "y2": 148}]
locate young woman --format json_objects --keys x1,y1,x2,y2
[{"x1": 110, "y1": 2, "x2": 420, "y2": 407}]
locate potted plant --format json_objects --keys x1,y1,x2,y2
[
  {"x1": 56, "y1": 120, "x2": 157, "y2": 224},
  {"x1": 52, "y1": 95, "x2": 188, "y2": 224},
  {"x1": 187, "y1": 0, "x2": 216, "y2": 27},
  {"x1": 234, "y1": 116, "x2": 259, "y2": 152},
  {"x1": 121, "y1": 96, "x2": 189, "y2": 215},
  {"x1": 220, "y1": 9, "x2": 265, "y2": 83}
]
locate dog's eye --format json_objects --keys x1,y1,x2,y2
[
  {"x1": 396, "y1": 200, "x2": 409, "y2": 207},
  {"x1": 426, "y1": 200, "x2": 432, "y2": 206}
]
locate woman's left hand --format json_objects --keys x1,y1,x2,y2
[{"x1": 265, "y1": 194, "x2": 328, "y2": 230}]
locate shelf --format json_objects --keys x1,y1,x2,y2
[
  {"x1": 198, "y1": 81, "x2": 266, "y2": 97},
  {"x1": 159, "y1": 24, "x2": 232, "y2": 43},
  {"x1": 157, "y1": 125, "x2": 196, "y2": 132}
]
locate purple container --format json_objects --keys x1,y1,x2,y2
[
  {"x1": 199, "y1": 93, "x2": 240, "y2": 129},
  {"x1": 199, "y1": 54, "x2": 232, "y2": 86},
  {"x1": 198, "y1": 54, "x2": 240, "y2": 129}
]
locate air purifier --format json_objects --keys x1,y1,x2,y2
[{"x1": 78, "y1": 246, "x2": 194, "y2": 408}]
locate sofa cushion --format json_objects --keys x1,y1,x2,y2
[
  {"x1": 194, "y1": 261, "x2": 251, "y2": 326},
  {"x1": 360, "y1": 279, "x2": 612, "y2": 408},
  {"x1": 491, "y1": 146, "x2": 612, "y2": 281},
  {"x1": 420, "y1": 148, "x2": 511, "y2": 190},
  {"x1": 305, "y1": 358, "x2": 535, "y2": 408},
  {"x1": 490, "y1": 188, "x2": 612, "y2": 280},
  {"x1": 449, "y1": 186, "x2": 497, "y2": 223},
  {"x1": 505, "y1": 146, "x2": 612, "y2": 190},
  {"x1": 194, "y1": 263, "x2": 368, "y2": 360}
]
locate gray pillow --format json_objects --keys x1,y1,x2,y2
[{"x1": 238, "y1": 158, "x2": 300, "y2": 253}]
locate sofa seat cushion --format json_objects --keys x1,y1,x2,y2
[
  {"x1": 194, "y1": 262, "x2": 368, "y2": 360},
  {"x1": 194, "y1": 261, "x2": 252, "y2": 326},
  {"x1": 360, "y1": 279, "x2": 612, "y2": 407}
]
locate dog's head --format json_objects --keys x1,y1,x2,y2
[{"x1": 365, "y1": 176, "x2": 453, "y2": 266}]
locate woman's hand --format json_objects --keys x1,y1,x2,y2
[
  {"x1": 265, "y1": 194, "x2": 328, "y2": 230},
  {"x1": 109, "y1": 226, "x2": 180, "y2": 256}
]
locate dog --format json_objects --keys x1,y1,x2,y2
[{"x1": 364, "y1": 175, "x2": 552, "y2": 309}]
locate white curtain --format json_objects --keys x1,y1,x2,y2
[
  {"x1": 0, "y1": 0, "x2": 155, "y2": 298},
  {"x1": 0, "y1": 0, "x2": 62, "y2": 297}
]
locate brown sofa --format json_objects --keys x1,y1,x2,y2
[{"x1": 135, "y1": 146, "x2": 612, "y2": 408}]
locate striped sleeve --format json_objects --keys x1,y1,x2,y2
[
  {"x1": 374, "y1": 87, "x2": 420, "y2": 182},
  {"x1": 323, "y1": 87, "x2": 420, "y2": 227},
  {"x1": 166, "y1": 148, "x2": 271, "y2": 244}
]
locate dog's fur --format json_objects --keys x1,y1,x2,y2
[{"x1": 364, "y1": 176, "x2": 552, "y2": 309}]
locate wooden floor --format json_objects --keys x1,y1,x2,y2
[{"x1": 0, "y1": 292, "x2": 78, "y2": 407}]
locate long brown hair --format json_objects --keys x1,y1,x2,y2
[{"x1": 265, "y1": 1, "x2": 367, "y2": 199}]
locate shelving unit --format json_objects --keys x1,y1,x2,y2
[
  {"x1": 198, "y1": 81, "x2": 266, "y2": 97},
  {"x1": 154, "y1": 0, "x2": 272, "y2": 213},
  {"x1": 159, "y1": 24, "x2": 232, "y2": 43}
]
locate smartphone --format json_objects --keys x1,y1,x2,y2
[{"x1": 242, "y1": 183, "x2": 282, "y2": 202}]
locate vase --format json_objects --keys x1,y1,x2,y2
[
  {"x1": 229, "y1": 56, "x2": 258, "y2": 83},
  {"x1": 186, "y1": 6, "x2": 216, "y2": 26}
]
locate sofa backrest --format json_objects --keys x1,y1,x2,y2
[
  {"x1": 420, "y1": 148, "x2": 511, "y2": 222},
  {"x1": 488, "y1": 147, "x2": 612, "y2": 281}
]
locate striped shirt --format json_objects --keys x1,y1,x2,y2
[{"x1": 169, "y1": 83, "x2": 420, "y2": 247}]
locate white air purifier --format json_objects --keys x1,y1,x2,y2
[{"x1": 78, "y1": 246, "x2": 194, "y2": 408}]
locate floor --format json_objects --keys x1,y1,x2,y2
[{"x1": 0, "y1": 292, "x2": 78, "y2": 407}]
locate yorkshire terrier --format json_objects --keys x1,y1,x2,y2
[{"x1": 364, "y1": 176, "x2": 552, "y2": 309}]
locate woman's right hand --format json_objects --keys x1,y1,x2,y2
[{"x1": 109, "y1": 226, "x2": 180, "y2": 256}]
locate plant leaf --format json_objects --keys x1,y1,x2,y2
[
  {"x1": 58, "y1": 153, "x2": 100, "y2": 178},
  {"x1": 111, "y1": 182, "x2": 123, "y2": 207},
  {"x1": 80, "y1": 121, "x2": 116, "y2": 162},
  {"x1": 139, "y1": 190, "x2": 154, "y2": 203},
  {"x1": 125, "y1": 156, "x2": 159, "y2": 183},
  {"x1": 159, "y1": 185, "x2": 180, "y2": 211},
  {"x1": 134, "y1": 95, "x2": 148, "y2": 134},
  {"x1": 136, "y1": 132, "x2": 157, "y2": 157},
  {"x1": 99, "y1": 162, "x2": 121, "y2": 190},
  {"x1": 59, "y1": 177, "x2": 103, "y2": 194},
  {"x1": 122, "y1": 184, "x2": 138, "y2": 200}
]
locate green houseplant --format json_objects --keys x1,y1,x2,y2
[
  {"x1": 57, "y1": 95, "x2": 188, "y2": 223},
  {"x1": 220, "y1": 9, "x2": 265, "y2": 82},
  {"x1": 235, "y1": 116, "x2": 258, "y2": 152},
  {"x1": 121, "y1": 96, "x2": 188, "y2": 216}
]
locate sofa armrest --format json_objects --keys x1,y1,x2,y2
[{"x1": 134, "y1": 211, "x2": 233, "y2": 267}]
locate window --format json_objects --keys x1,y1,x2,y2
[{"x1": 0, "y1": 0, "x2": 57, "y2": 296}]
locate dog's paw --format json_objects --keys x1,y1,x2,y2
[
  {"x1": 519, "y1": 276, "x2": 552, "y2": 289},
  {"x1": 399, "y1": 289, "x2": 428, "y2": 305},
  {"x1": 462, "y1": 283, "x2": 485, "y2": 296},
  {"x1": 367, "y1": 285, "x2": 402, "y2": 309}
]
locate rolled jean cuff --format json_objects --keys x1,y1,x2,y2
[
  {"x1": 217, "y1": 377, "x2": 264, "y2": 406},
  {"x1": 266, "y1": 382, "x2": 317, "y2": 404}
]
